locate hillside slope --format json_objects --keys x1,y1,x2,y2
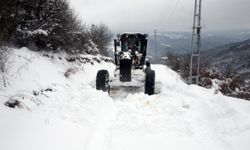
[
  {"x1": 146, "y1": 31, "x2": 250, "y2": 64},
  {"x1": 1, "y1": 48, "x2": 250, "y2": 150},
  {"x1": 202, "y1": 39, "x2": 250, "y2": 78}
]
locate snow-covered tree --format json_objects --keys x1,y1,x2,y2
[
  {"x1": 87, "y1": 24, "x2": 113, "y2": 56},
  {"x1": 0, "y1": 45, "x2": 11, "y2": 87},
  {"x1": 0, "y1": 0, "x2": 88, "y2": 53}
]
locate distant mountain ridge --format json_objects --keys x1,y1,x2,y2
[
  {"x1": 202, "y1": 39, "x2": 250, "y2": 79},
  {"x1": 146, "y1": 31, "x2": 250, "y2": 63}
]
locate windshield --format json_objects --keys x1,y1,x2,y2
[{"x1": 121, "y1": 35, "x2": 142, "y2": 52}]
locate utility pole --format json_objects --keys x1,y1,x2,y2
[
  {"x1": 154, "y1": 29, "x2": 157, "y2": 50},
  {"x1": 189, "y1": 0, "x2": 202, "y2": 85}
]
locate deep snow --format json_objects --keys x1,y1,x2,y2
[{"x1": 0, "y1": 47, "x2": 250, "y2": 150}]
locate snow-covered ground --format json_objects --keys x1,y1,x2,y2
[{"x1": 1, "y1": 47, "x2": 250, "y2": 150}]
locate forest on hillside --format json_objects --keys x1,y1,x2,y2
[{"x1": 0, "y1": 0, "x2": 112, "y2": 55}]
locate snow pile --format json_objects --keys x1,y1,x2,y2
[
  {"x1": 112, "y1": 65, "x2": 250, "y2": 150},
  {"x1": 17, "y1": 28, "x2": 48, "y2": 36},
  {"x1": 0, "y1": 48, "x2": 250, "y2": 150},
  {"x1": 30, "y1": 29, "x2": 48, "y2": 36}
]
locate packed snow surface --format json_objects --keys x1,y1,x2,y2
[{"x1": 1, "y1": 48, "x2": 250, "y2": 150}]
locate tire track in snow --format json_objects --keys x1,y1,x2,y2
[{"x1": 83, "y1": 97, "x2": 117, "y2": 150}]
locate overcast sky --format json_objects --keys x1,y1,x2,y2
[{"x1": 69, "y1": 0, "x2": 250, "y2": 33}]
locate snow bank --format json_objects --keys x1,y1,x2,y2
[
  {"x1": 0, "y1": 47, "x2": 250, "y2": 150},
  {"x1": 112, "y1": 65, "x2": 250, "y2": 150}
]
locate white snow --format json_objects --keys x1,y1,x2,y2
[
  {"x1": 31, "y1": 29, "x2": 48, "y2": 36},
  {"x1": 17, "y1": 28, "x2": 48, "y2": 36},
  {"x1": 120, "y1": 51, "x2": 131, "y2": 59},
  {"x1": 1, "y1": 47, "x2": 250, "y2": 150},
  {"x1": 160, "y1": 33, "x2": 188, "y2": 39}
]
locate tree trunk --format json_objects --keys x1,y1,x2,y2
[{"x1": 2, "y1": 74, "x2": 6, "y2": 87}]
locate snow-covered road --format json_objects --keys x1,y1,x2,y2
[{"x1": 1, "y1": 48, "x2": 250, "y2": 150}]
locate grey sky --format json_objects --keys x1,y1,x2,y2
[{"x1": 69, "y1": 0, "x2": 250, "y2": 33}]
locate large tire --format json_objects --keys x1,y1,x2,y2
[
  {"x1": 96, "y1": 70, "x2": 109, "y2": 92},
  {"x1": 145, "y1": 69, "x2": 155, "y2": 95}
]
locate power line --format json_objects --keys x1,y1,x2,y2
[
  {"x1": 161, "y1": 0, "x2": 181, "y2": 26},
  {"x1": 170, "y1": 0, "x2": 181, "y2": 18}
]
